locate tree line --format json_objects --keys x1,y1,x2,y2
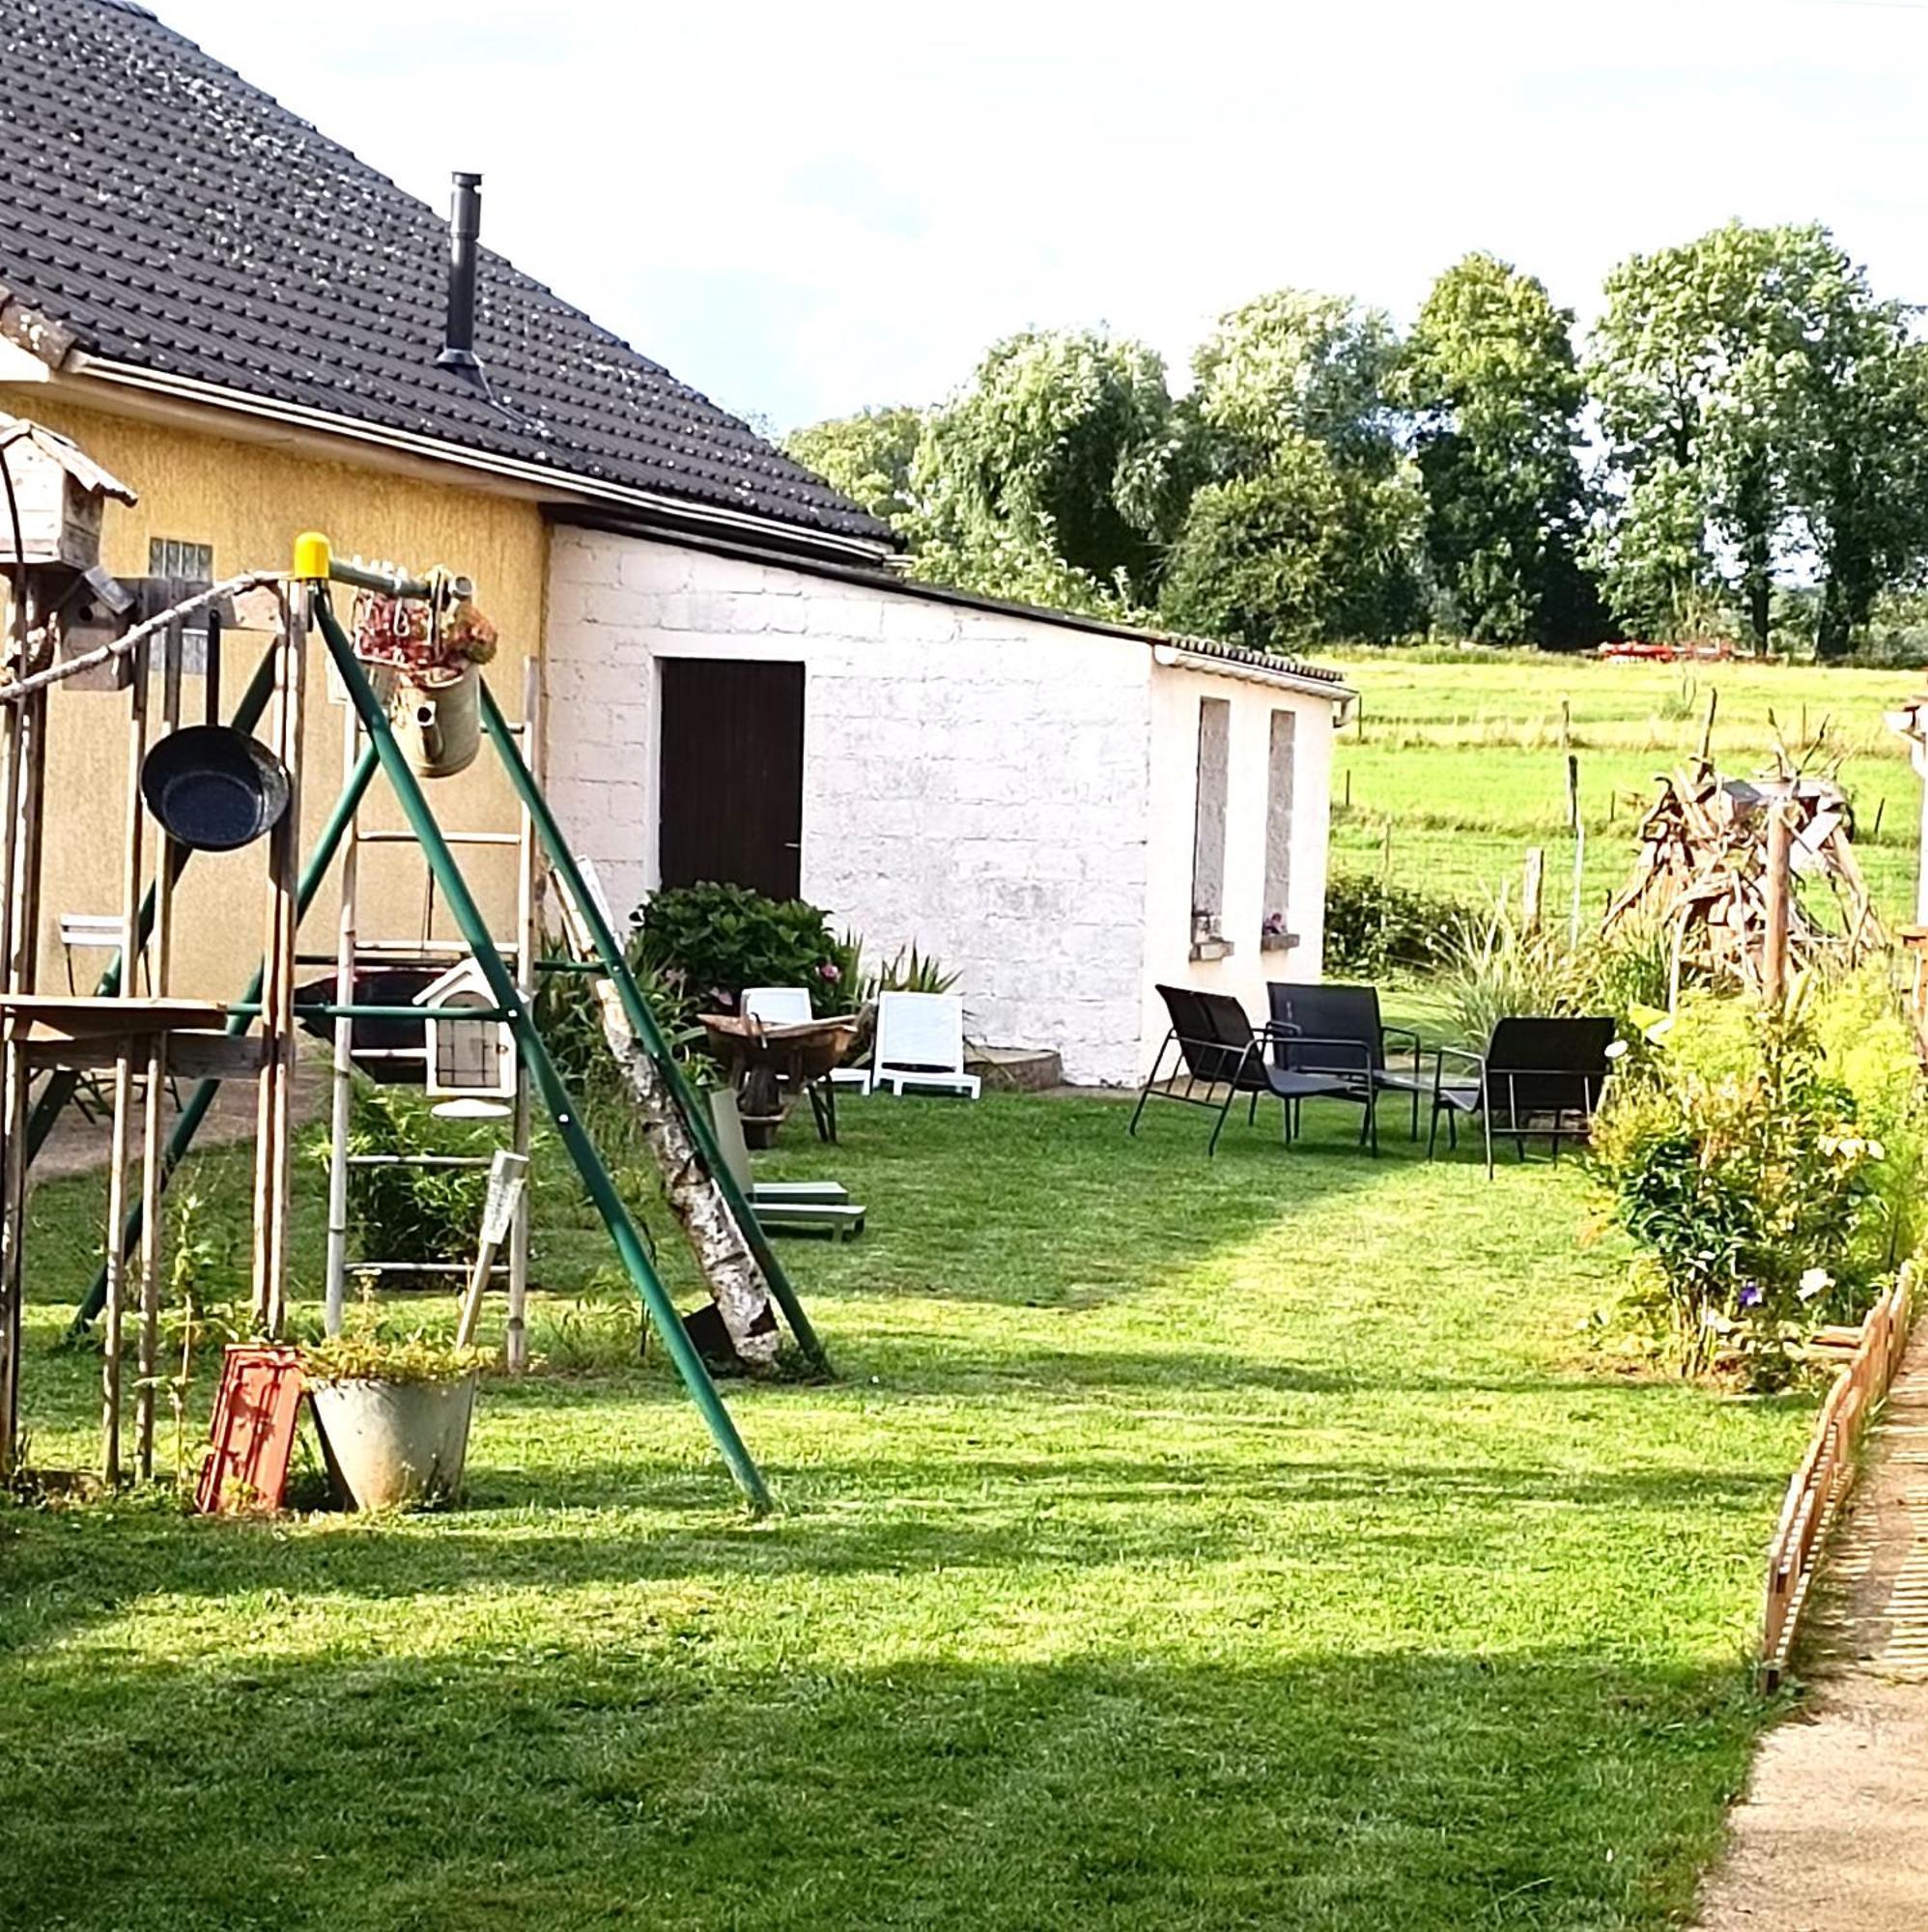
[{"x1": 784, "y1": 222, "x2": 1928, "y2": 658}]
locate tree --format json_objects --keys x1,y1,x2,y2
[
  {"x1": 1189, "y1": 289, "x2": 1403, "y2": 471},
  {"x1": 1160, "y1": 437, "x2": 1425, "y2": 650},
  {"x1": 784, "y1": 406, "x2": 926, "y2": 530},
  {"x1": 1166, "y1": 290, "x2": 1425, "y2": 645},
  {"x1": 1396, "y1": 254, "x2": 1602, "y2": 646},
  {"x1": 1593, "y1": 222, "x2": 1928, "y2": 655},
  {"x1": 1782, "y1": 284, "x2": 1928, "y2": 656},
  {"x1": 910, "y1": 328, "x2": 1190, "y2": 610}
]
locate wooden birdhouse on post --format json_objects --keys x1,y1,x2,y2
[
  {"x1": 0, "y1": 412, "x2": 136, "y2": 574},
  {"x1": 413, "y1": 957, "x2": 516, "y2": 1099}
]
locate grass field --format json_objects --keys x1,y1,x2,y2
[
  {"x1": 1318, "y1": 650, "x2": 1924, "y2": 927},
  {"x1": 0, "y1": 1093, "x2": 1809, "y2": 1930}
]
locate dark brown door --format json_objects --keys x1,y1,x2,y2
[{"x1": 658, "y1": 658, "x2": 806, "y2": 899}]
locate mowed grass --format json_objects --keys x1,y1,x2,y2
[
  {"x1": 0, "y1": 1091, "x2": 1809, "y2": 1930},
  {"x1": 1319, "y1": 650, "x2": 1924, "y2": 923}
]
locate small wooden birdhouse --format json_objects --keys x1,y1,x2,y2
[
  {"x1": 413, "y1": 957, "x2": 516, "y2": 1099},
  {"x1": 0, "y1": 413, "x2": 136, "y2": 572}
]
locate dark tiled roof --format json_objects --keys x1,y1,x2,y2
[{"x1": 0, "y1": 0, "x2": 893, "y2": 549}]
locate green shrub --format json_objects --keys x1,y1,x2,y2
[
  {"x1": 1322, "y1": 872, "x2": 1466, "y2": 978},
  {"x1": 630, "y1": 883, "x2": 845, "y2": 1015},
  {"x1": 1590, "y1": 974, "x2": 1925, "y2": 1384},
  {"x1": 327, "y1": 1082, "x2": 495, "y2": 1268}
]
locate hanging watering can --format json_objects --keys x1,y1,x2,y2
[
  {"x1": 399, "y1": 662, "x2": 481, "y2": 779},
  {"x1": 139, "y1": 724, "x2": 292, "y2": 852}
]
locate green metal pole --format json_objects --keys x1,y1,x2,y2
[
  {"x1": 26, "y1": 639, "x2": 281, "y2": 1161},
  {"x1": 475, "y1": 677, "x2": 831, "y2": 1374},
  {"x1": 69, "y1": 741, "x2": 382, "y2": 1334},
  {"x1": 311, "y1": 589, "x2": 772, "y2": 1514}
]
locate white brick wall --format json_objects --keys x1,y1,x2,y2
[{"x1": 544, "y1": 533, "x2": 1157, "y2": 1086}]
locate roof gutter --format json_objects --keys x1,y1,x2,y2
[
  {"x1": 1150, "y1": 640, "x2": 1354, "y2": 708},
  {"x1": 51, "y1": 350, "x2": 897, "y2": 567}
]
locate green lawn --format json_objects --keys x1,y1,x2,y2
[
  {"x1": 1319, "y1": 650, "x2": 1924, "y2": 924},
  {"x1": 1, "y1": 1091, "x2": 1809, "y2": 1929}
]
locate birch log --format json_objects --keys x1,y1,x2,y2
[{"x1": 575, "y1": 961, "x2": 780, "y2": 1372}]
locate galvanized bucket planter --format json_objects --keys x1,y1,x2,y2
[
  {"x1": 399, "y1": 661, "x2": 482, "y2": 778},
  {"x1": 308, "y1": 1372, "x2": 478, "y2": 1510}
]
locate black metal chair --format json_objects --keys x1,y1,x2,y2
[
  {"x1": 1267, "y1": 981, "x2": 1430, "y2": 1140},
  {"x1": 1427, "y1": 1016, "x2": 1616, "y2": 1177},
  {"x1": 1130, "y1": 984, "x2": 1378, "y2": 1155}
]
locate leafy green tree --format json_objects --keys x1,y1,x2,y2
[
  {"x1": 909, "y1": 328, "x2": 1190, "y2": 609},
  {"x1": 784, "y1": 406, "x2": 926, "y2": 530},
  {"x1": 1189, "y1": 289, "x2": 1402, "y2": 471},
  {"x1": 1161, "y1": 436, "x2": 1425, "y2": 649},
  {"x1": 1166, "y1": 289, "x2": 1425, "y2": 645},
  {"x1": 1396, "y1": 254, "x2": 1602, "y2": 646},
  {"x1": 1782, "y1": 287, "x2": 1928, "y2": 656}
]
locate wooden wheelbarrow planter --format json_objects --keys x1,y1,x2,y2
[{"x1": 698, "y1": 1011, "x2": 858, "y2": 1148}]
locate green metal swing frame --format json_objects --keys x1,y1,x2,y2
[{"x1": 51, "y1": 545, "x2": 832, "y2": 1515}]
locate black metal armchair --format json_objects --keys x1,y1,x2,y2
[
  {"x1": 1427, "y1": 1016, "x2": 1616, "y2": 1177},
  {"x1": 1267, "y1": 981, "x2": 1430, "y2": 1140},
  {"x1": 1131, "y1": 984, "x2": 1379, "y2": 1155}
]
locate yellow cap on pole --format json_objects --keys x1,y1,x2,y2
[{"x1": 291, "y1": 530, "x2": 332, "y2": 581}]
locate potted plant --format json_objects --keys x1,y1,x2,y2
[
  {"x1": 351, "y1": 585, "x2": 498, "y2": 779},
  {"x1": 302, "y1": 1323, "x2": 490, "y2": 1511}
]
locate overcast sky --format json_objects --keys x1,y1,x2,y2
[{"x1": 154, "y1": 0, "x2": 1928, "y2": 434}]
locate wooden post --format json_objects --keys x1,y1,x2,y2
[
  {"x1": 0, "y1": 676, "x2": 43, "y2": 1478},
  {"x1": 1566, "y1": 753, "x2": 1580, "y2": 835},
  {"x1": 1521, "y1": 848, "x2": 1545, "y2": 932},
  {"x1": 1764, "y1": 803, "x2": 1795, "y2": 1008},
  {"x1": 135, "y1": 620, "x2": 184, "y2": 1479},
  {"x1": 251, "y1": 593, "x2": 304, "y2": 1337},
  {"x1": 1559, "y1": 696, "x2": 1572, "y2": 752},
  {"x1": 323, "y1": 652, "x2": 360, "y2": 1338},
  {"x1": 102, "y1": 634, "x2": 150, "y2": 1485},
  {"x1": 1699, "y1": 688, "x2": 1719, "y2": 769}
]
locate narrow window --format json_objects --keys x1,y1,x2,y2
[
  {"x1": 1191, "y1": 697, "x2": 1231, "y2": 953},
  {"x1": 1262, "y1": 709, "x2": 1296, "y2": 950},
  {"x1": 146, "y1": 537, "x2": 216, "y2": 672}
]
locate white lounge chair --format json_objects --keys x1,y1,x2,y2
[
  {"x1": 872, "y1": 992, "x2": 980, "y2": 1100},
  {"x1": 709, "y1": 1087, "x2": 865, "y2": 1240}
]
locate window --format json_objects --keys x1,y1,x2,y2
[
  {"x1": 1262, "y1": 709, "x2": 1296, "y2": 951},
  {"x1": 146, "y1": 537, "x2": 215, "y2": 673},
  {"x1": 148, "y1": 537, "x2": 213, "y2": 582},
  {"x1": 1190, "y1": 697, "x2": 1231, "y2": 957}
]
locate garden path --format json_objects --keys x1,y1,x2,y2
[{"x1": 1695, "y1": 1329, "x2": 1928, "y2": 1931}]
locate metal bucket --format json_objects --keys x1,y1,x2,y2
[
  {"x1": 139, "y1": 725, "x2": 292, "y2": 851},
  {"x1": 308, "y1": 1373, "x2": 477, "y2": 1510},
  {"x1": 399, "y1": 662, "x2": 481, "y2": 779}
]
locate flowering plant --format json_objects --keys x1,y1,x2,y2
[{"x1": 1590, "y1": 980, "x2": 1918, "y2": 1385}]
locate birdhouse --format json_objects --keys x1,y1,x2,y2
[
  {"x1": 413, "y1": 957, "x2": 516, "y2": 1099},
  {"x1": 0, "y1": 413, "x2": 136, "y2": 572}
]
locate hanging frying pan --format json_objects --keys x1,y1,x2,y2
[{"x1": 139, "y1": 724, "x2": 292, "y2": 852}]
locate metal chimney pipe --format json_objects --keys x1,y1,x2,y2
[{"x1": 437, "y1": 172, "x2": 483, "y2": 371}]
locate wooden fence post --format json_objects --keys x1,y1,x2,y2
[{"x1": 1764, "y1": 802, "x2": 1795, "y2": 1007}]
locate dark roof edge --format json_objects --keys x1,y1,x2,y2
[
  {"x1": 48, "y1": 351, "x2": 898, "y2": 567},
  {"x1": 546, "y1": 506, "x2": 1352, "y2": 701}
]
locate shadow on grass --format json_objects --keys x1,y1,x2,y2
[
  {"x1": 0, "y1": 1440, "x2": 1786, "y2": 1652},
  {"x1": 0, "y1": 1638, "x2": 1760, "y2": 1930}
]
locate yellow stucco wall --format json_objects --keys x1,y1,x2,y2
[{"x1": 0, "y1": 392, "x2": 548, "y2": 999}]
